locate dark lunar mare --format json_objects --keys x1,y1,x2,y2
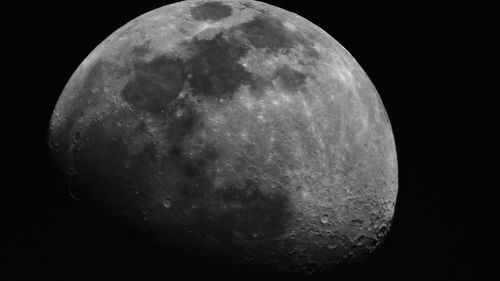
[
  {"x1": 121, "y1": 56, "x2": 186, "y2": 114},
  {"x1": 121, "y1": 14, "x2": 317, "y2": 112},
  {"x1": 190, "y1": 1, "x2": 233, "y2": 21},
  {"x1": 273, "y1": 64, "x2": 307, "y2": 92}
]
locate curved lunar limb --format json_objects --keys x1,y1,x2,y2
[{"x1": 49, "y1": 0, "x2": 398, "y2": 276}]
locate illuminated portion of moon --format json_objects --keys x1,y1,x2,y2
[{"x1": 48, "y1": 0, "x2": 398, "y2": 275}]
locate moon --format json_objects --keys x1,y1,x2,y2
[{"x1": 48, "y1": 0, "x2": 398, "y2": 276}]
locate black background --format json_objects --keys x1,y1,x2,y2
[{"x1": 5, "y1": 1, "x2": 487, "y2": 280}]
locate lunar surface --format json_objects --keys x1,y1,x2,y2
[{"x1": 48, "y1": 0, "x2": 398, "y2": 276}]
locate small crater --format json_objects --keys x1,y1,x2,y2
[
  {"x1": 320, "y1": 214, "x2": 329, "y2": 224},
  {"x1": 162, "y1": 197, "x2": 172, "y2": 208},
  {"x1": 73, "y1": 131, "x2": 81, "y2": 144},
  {"x1": 327, "y1": 244, "x2": 336, "y2": 250}
]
